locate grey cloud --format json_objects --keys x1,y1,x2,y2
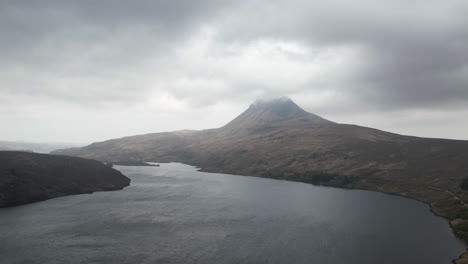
[
  {"x1": 1, "y1": 0, "x2": 468, "y2": 142},
  {"x1": 212, "y1": 0, "x2": 468, "y2": 110},
  {"x1": 3, "y1": 0, "x2": 468, "y2": 110},
  {"x1": 0, "y1": 0, "x2": 231, "y2": 103}
]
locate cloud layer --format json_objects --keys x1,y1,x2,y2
[{"x1": 1, "y1": 0, "x2": 468, "y2": 142}]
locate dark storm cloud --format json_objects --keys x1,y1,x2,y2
[
  {"x1": 2, "y1": 0, "x2": 467, "y2": 110},
  {"x1": 0, "y1": 0, "x2": 230, "y2": 103},
  {"x1": 0, "y1": 0, "x2": 227, "y2": 44},
  {"x1": 210, "y1": 0, "x2": 468, "y2": 110},
  {"x1": 1, "y1": 0, "x2": 468, "y2": 142},
  {"x1": 0, "y1": 0, "x2": 225, "y2": 65}
]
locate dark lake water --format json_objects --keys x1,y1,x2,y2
[{"x1": 0, "y1": 163, "x2": 465, "y2": 264}]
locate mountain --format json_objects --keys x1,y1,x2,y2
[
  {"x1": 0, "y1": 151, "x2": 130, "y2": 207},
  {"x1": 0, "y1": 141, "x2": 83, "y2": 153},
  {"x1": 223, "y1": 97, "x2": 329, "y2": 130},
  {"x1": 53, "y1": 97, "x2": 468, "y2": 254}
]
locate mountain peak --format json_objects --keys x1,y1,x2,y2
[
  {"x1": 248, "y1": 96, "x2": 307, "y2": 118},
  {"x1": 251, "y1": 96, "x2": 294, "y2": 107},
  {"x1": 223, "y1": 97, "x2": 331, "y2": 130}
]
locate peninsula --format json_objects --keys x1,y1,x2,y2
[{"x1": 0, "y1": 151, "x2": 130, "y2": 207}]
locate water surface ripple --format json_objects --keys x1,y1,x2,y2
[{"x1": 0, "y1": 163, "x2": 465, "y2": 264}]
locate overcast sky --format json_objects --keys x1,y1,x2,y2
[{"x1": 1, "y1": 0, "x2": 468, "y2": 144}]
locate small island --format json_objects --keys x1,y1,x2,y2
[
  {"x1": 0, "y1": 151, "x2": 130, "y2": 207},
  {"x1": 107, "y1": 160, "x2": 160, "y2": 167}
]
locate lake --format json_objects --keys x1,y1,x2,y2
[{"x1": 0, "y1": 163, "x2": 465, "y2": 264}]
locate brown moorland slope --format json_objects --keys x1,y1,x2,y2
[
  {"x1": 54, "y1": 97, "x2": 468, "y2": 261},
  {"x1": 0, "y1": 151, "x2": 130, "y2": 207}
]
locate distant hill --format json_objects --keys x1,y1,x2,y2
[
  {"x1": 53, "y1": 97, "x2": 468, "y2": 248},
  {"x1": 0, "y1": 151, "x2": 130, "y2": 207},
  {"x1": 0, "y1": 141, "x2": 83, "y2": 153}
]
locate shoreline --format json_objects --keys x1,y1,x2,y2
[
  {"x1": 0, "y1": 151, "x2": 131, "y2": 208},
  {"x1": 196, "y1": 166, "x2": 468, "y2": 264},
  {"x1": 119, "y1": 162, "x2": 468, "y2": 263}
]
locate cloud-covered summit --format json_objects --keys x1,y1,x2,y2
[{"x1": 1, "y1": 0, "x2": 467, "y2": 142}]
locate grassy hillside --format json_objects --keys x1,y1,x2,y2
[
  {"x1": 0, "y1": 151, "x2": 130, "y2": 207},
  {"x1": 53, "y1": 98, "x2": 468, "y2": 262}
]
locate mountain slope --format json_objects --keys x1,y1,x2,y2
[
  {"x1": 53, "y1": 98, "x2": 468, "y2": 246},
  {"x1": 0, "y1": 151, "x2": 130, "y2": 207},
  {"x1": 0, "y1": 141, "x2": 82, "y2": 153}
]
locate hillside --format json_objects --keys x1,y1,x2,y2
[
  {"x1": 0, "y1": 141, "x2": 82, "y2": 153},
  {"x1": 53, "y1": 97, "x2": 468, "y2": 259},
  {"x1": 0, "y1": 151, "x2": 130, "y2": 207}
]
